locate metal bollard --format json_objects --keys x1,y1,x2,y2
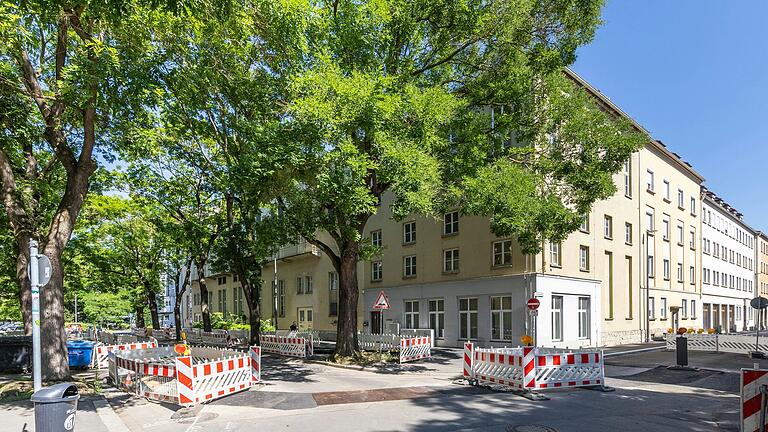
[{"x1": 676, "y1": 336, "x2": 688, "y2": 367}]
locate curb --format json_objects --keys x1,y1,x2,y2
[
  {"x1": 93, "y1": 396, "x2": 131, "y2": 432},
  {"x1": 605, "y1": 345, "x2": 665, "y2": 357}
]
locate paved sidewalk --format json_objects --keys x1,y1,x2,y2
[{"x1": 2, "y1": 395, "x2": 122, "y2": 432}]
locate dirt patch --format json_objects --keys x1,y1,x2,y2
[
  {"x1": 313, "y1": 386, "x2": 438, "y2": 405},
  {"x1": 328, "y1": 351, "x2": 399, "y2": 366},
  {"x1": 0, "y1": 375, "x2": 102, "y2": 402}
]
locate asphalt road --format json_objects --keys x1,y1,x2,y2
[{"x1": 103, "y1": 347, "x2": 743, "y2": 432}]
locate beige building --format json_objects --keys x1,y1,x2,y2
[
  {"x1": 182, "y1": 69, "x2": 705, "y2": 347},
  {"x1": 758, "y1": 232, "x2": 768, "y2": 328}
]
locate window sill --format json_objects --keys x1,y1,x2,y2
[
  {"x1": 663, "y1": 198, "x2": 671, "y2": 204},
  {"x1": 402, "y1": 242, "x2": 416, "y2": 246},
  {"x1": 550, "y1": 264, "x2": 562, "y2": 269},
  {"x1": 370, "y1": 279, "x2": 382, "y2": 283},
  {"x1": 442, "y1": 232, "x2": 459, "y2": 238},
  {"x1": 626, "y1": 317, "x2": 634, "y2": 320},
  {"x1": 604, "y1": 236, "x2": 613, "y2": 241},
  {"x1": 625, "y1": 194, "x2": 632, "y2": 199},
  {"x1": 579, "y1": 268, "x2": 590, "y2": 272},
  {"x1": 579, "y1": 229, "x2": 590, "y2": 234},
  {"x1": 604, "y1": 317, "x2": 614, "y2": 321},
  {"x1": 442, "y1": 271, "x2": 459, "y2": 275},
  {"x1": 402, "y1": 275, "x2": 417, "y2": 279},
  {"x1": 491, "y1": 264, "x2": 514, "y2": 269},
  {"x1": 647, "y1": 189, "x2": 655, "y2": 195}
]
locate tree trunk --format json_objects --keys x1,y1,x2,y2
[
  {"x1": 39, "y1": 250, "x2": 69, "y2": 381},
  {"x1": 240, "y1": 268, "x2": 261, "y2": 346},
  {"x1": 15, "y1": 241, "x2": 31, "y2": 335},
  {"x1": 135, "y1": 306, "x2": 145, "y2": 328},
  {"x1": 173, "y1": 305, "x2": 182, "y2": 341},
  {"x1": 199, "y1": 272, "x2": 211, "y2": 332},
  {"x1": 147, "y1": 290, "x2": 160, "y2": 329},
  {"x1": 335, "y1": 241, "x2": 360, "y2": 356}
]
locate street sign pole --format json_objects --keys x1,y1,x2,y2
[{"x1": 30, "y1": 240, "x2": 41, "y2": 392}]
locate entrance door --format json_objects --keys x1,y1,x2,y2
[
  {"x1": 371, "y1": 311, "x2": 382, "y2": 334},
  {"x1": 297, "y1": 307, "x2": 313, "y2": 331}
]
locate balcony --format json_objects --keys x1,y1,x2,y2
[{"x1": 276, "y1": 240, "x2": 321, "y2": 260}]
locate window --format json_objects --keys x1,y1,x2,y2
[
  {"x1": 689, "y1": 227, "x2": 696, "y2": 250},
  {"x1": 648, "y1": 297, "x2": 655, "y2": 319},
  {"x1": 550, "y1": 242, "x2": 562, "y2": 267},
  {"x1": 647, "y1": 253, "x2": 654, "y2": 278},
  {"x1": 403, "y1": 221, "x2": 416, "y2": 244},
  {"x1": 578, "y1": 297, "x2": 590, "y2": 339},
  {"x1": 217, "y1": 276, "x2": 227, "y2": 285},
  {"x1": 552, "y1": 296, "x2": 563, "y2": 342},
  {"x1": 682, "y1": 299, "x2": 688, "y2": 318},
  {"x1": 459, "y1": 298, "x2": 478, "y2": 339},
  {"x1": 677, "y1": 223, "x2": 684, "y2": 246},
  {"x1": 690, "y1": 197, "x2": 697, "y2": 216},
  {"x1": 677, "y1": 263, "x2": 683, "y2": 282},
  {"x1": 580, "y1": 213, "x2": 589, "y2": 232},
  {"x1": 493, "y1": 240, "x2": 513, "y2": 266},
  {"x1": 404, "y1": 255, "x2": 417, "y2": 277},
  {"x1": 278, "y1": 280, "x2": 285, "y2": 317},
  {"x1": 491, "y1": 296, "x2": 513, "y2": 341},
  {"x1": 443, "y1": 249, "x2": 459, "y2": 273},
  {"x1": 371, "y1": 230, "x2": 382, "y2": 248},
  {"x1": 329, "y1": 272, "x2": 339, "y2": 316},
  {"x1": 305, "y1": 275, "x2": 313, "y2": 294},
  {"x1": 623, "y1": 160, "x2": 632, "y2": 197},
  {"x1": 646, "y1": 170, "x2": 655, "y2": 192},
  {"x1": 296, "y1": 276, "x2": 304, "y2": 295},
  {"x1": 660, "y1": 297, "x2": 667, "y2": 320},
  {"x1": 444, "y1": 212, "x2": 459, "y2": 235},
  {"x1": 662, "y1": 216, "x2": 670, "y2": 241},
  {"x1": 677, "y1": 189, "x2": 684, "y2": 209},
  {"x1": 429, "y1": 299, "x2": 445, "y2": 339},
  {"x1": 233, "y1": 274, "x2": 239, "y2": 283},
  {"x1": 689, "y1": 266, "x2": 695, "y2": 285},
  {"x1": 404, "y1": 300, "x2": 420, "y2": 329},
  {"x1": 646, "y1": 208, "x2": 655, "y2": 231},
  {"x1": 579, "y1": 245, "x2": 590, "y2": 271},
  {"x1": 604, "y1": 215, "x2": 613, "y2": 239},
  {"x1": 234, "y1": 287, "x2": 244, "y2": 316},
  {"x1": 663, "y1": 259, "x2": 670, "y2": 280},
  {"x1": 625, "y1": 223, "x2": 633, "y2": 245},
  {"x1": 371, "y1": 261, "x2": 383, "y2": 281},
  {"x1": 713, "y1": 242, "x2": 720, "y2": 258},
  {"x1": 663, "y1": 180, "x2": 670, "y2": 201}
]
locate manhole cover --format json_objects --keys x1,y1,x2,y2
[{"x1": 508, "y1": 426, "x2": 558, "y2": 432}]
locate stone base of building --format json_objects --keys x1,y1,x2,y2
[{"x1": 600, "y1": 329, "x2": 644, "y2": 347}]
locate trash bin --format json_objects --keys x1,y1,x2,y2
[
  {"x1": 32, "y1": 382, "x2": 80, "y2": 431},
  {"x1": 67, "y1": 340, "x2": 95, "y2": 369}
]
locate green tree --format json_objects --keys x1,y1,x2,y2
[
  {"x1": 0, "y1": 0, "x2": 179, "y2": 378},
  {"x1": 274, "y1": 0, "x2": 643, "y2": 356}
]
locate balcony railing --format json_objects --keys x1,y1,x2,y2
[{"x1": 276, "y1": 240, "x2": 320, "y2": 260}]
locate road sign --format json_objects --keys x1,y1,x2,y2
[
  {"x1": 527, "y1": 298, "x2": 540, "y2": 311},
  {"x1": 27, "y1": 254, "x2": 52, "y2": 288},
  {"x1": 528, "y1": 309, "x2": 538, "y2": 316},
  {"x1": 751, "y1": 297, "x2": 768, "y2": 310},
  {"x1": 373, "y1": 291, "x2": 391, "y2": 310}
]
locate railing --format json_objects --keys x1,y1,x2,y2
[
  {"x1": 275, "y1": 240, "x2": 320, "y2": 259},
  {"x1": 666, "y1": 332, "x2": 768, "y2": 354}
]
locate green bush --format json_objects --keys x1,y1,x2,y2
[{"x1": 190, "y1": 315, "x2": 275, "y2": 333}]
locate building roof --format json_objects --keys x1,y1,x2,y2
[
  {"x1": 563, "y1": 68, "x2": 705, "y2": 184},
  {"x1": 701, "y1": 186, "x2": 758, "y2": 233}
]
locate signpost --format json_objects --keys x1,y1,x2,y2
[
  {"x1": 28, "y1": 240, "x2": 52, "y2": 392},
  {"x1": 750, "y1": 297, "x2": 768, "y2": 359},
  {"x1": 372, "y1": 291, "x2": 391, "y2": 362}
]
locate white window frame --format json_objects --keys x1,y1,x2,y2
[
  {"x1": 404, "y1": 300, "x2": 420, "y2": 329},
  {"x1": 443, "y1": 248, "x2": 460, "y2": 273},
  {"x1": 492, "y1": 240, "x2": 513, "y2": 266},
  {"x1": 428, "y1": 299, "x2": 445, "y2": 339},
  {"x1": 403, "y1": 221, "x2": 416, "y2": 244},
  {"x1": 490, "y1": 296, "x2": 513, "y2": 341},
  {"x1": 552, "y1": 295, "x2": 563, "y2": 342},
  {"x1": 578, "y1": 297, "x2": 590, "y2": 339},
  {"x1": 371, "y1": 261, "x2": 383, "y2": 281},
  {"x1": 444, "y1": 212, "x2": 459, "y2": 235},
  {"x1": 404, "y1": 255, "x2": 417, "y2": 277}
]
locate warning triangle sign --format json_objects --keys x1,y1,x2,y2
[{"x1": 372, "y1": 290, "x2": 391, "y2": 309}]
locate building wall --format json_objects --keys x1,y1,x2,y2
[
  {"x1": 758, "y1": 233, "x2": 768, "y2": 328},
  {"x1": 700, "y1": 195, "x2": 757, "y2": 332}
]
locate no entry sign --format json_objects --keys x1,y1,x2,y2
[{"x1": 527, "y1": 298, "x2": 540, "y2": 311}]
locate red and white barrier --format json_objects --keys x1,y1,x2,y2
[
  {"x1": 464, "y1": 344, "x2": 605, "y2": 393},
  {"x1": 741, "y1": 368, "x2": 768, "y2": 432},
  {"x1": 259, "y1": 334, "x2": 312, "y2": 358},
  {"x1": 399, "y1": 337, "x2": 432, "y2": 363},
  {"x1": 111, "y1": 345, "x2": 262, "y2": 407},
  {"x1": 94, "y1": 340, "x2": 158, "y2": 369}
]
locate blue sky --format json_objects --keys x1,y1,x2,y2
[{"x1": 571, "y1": 1, "x2": 768, "y2": 230}]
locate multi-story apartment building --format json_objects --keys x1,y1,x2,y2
[
  {"x1": 182, "y1": 69, "x2": 707, "y2": 347},
  {"x1": 700, "y1": 188, "x2": 757, "y2": 332},
  {"x1": 757, "y1": 232, "x2": 768, "y2": 328}
]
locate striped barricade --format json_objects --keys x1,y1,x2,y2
[
  {"x1": 741, "y1": 368, "x2": 768, "y2": 432},
  {"x1": 464, "y1": 344, "x2": 606, "y2": 394},
  {"x1": 259, "y1": 335, "x2": 312, "y2": 358},
  {"x1": 358, "y1": 333, "x2": 401, "y2": 351},
  {"x1": 94, "y1": 340, "x2": 158, "y2": 369},
  {"x1": 201, "y1": 330, "x2": 230, "y2": 347},
  {"x1": 111, "y1": 345, "x2": 263, "y2": 407},
  {"x1": 399, "y1": 337, "x2": 432, "y2": 363}
]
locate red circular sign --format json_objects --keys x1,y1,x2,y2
[{"x1": 527, "y1": 298, "x2": 540, "y2": 310}]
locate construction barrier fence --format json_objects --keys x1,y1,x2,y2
[
  {"x1": 741, "y1": 368, "x2": 768, "y2": 432},
  {"x1": 464, "y1": 343, "x2": 605, "y2": 393},
  {"x1": 109, "y1": 345, "x2": 262, "y2": 406},
  {"x1": 94, "y1": 340, "x2": 158, "y2": 369},
  {"x1": 259, "y1": 334, "x2": 313, "y2": 358},
  {"x1": 399, "y1": 337, "x2": 432, "y2": 363},
  {"x1": 666, "y1": 333, "x2": 768, "y2": 355}
]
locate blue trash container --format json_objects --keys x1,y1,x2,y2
[{"x1": 67, "y1": 340, "x2": 95, "y2": 368}]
